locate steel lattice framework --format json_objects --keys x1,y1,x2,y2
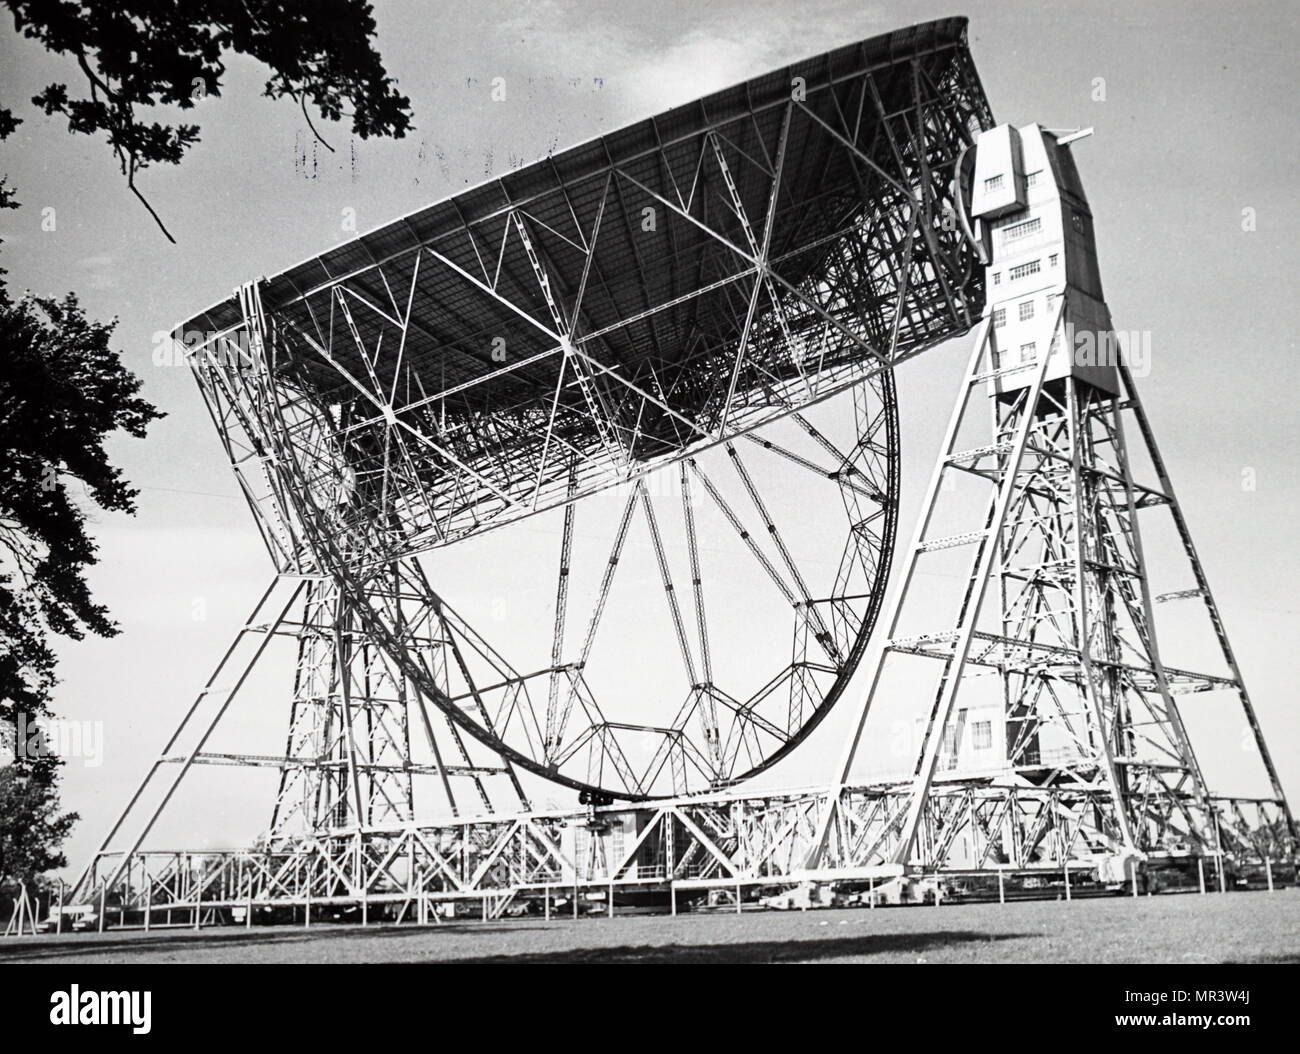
[
  {"x1": 162, "y1": 17, "x2": 991, "y2": 805},
  {"x1": 66, "y1": 19, "x2": 1296, "y2": 922},
  {"x1": 809, "y1": 338, "x2": 1297, "y2": 875},
  {"x1": 808, "y1": 117, "x2": 1296, "y2": 878},
  {"x1": 75, "y1": 783, "x2": 1292, "y2": 926},
  {"x1": 187, "y1": 19, "x2": 986, "y2": 570}
]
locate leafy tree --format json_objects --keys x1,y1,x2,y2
[
  {"x1": 0, "y1": 260, "x2": 162, "y2": 737},
  {"x1": 0, "y1": 763, "x2": 78, "y2": 891},
  {"x1": 2, "y1": 0, "x2": 412, "y2": 239},
  {"x1": 0, "y1": 161, "x2": 155, "y2": 889},
  {"x1": 0, "y1": 1, "x2": 412, "y2": 886}
]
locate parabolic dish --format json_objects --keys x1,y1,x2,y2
[{"x1": 179, "y1": 16, "x2": 993, "y2": 799}]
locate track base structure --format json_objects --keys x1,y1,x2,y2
[{"x1": 70, "y1": 784, "x2": 1293, "y2": 924}]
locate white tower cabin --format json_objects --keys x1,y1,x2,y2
[{"x1": 971, "y1": 123, "x2": 1118, "y2": 398}]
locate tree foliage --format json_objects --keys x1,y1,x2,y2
[
  {"x1": 0, "y1": 286, "x2": 162, "y2": 733},
  {"x1": 2, "y1": 0, "x2": 413, "y2": 238},
  {"x1": 0, "y1": 763, "x2": 78, "y2": 888},
  {"x1": 0, "y1": 150, "x2": 155, "y2": 886}
]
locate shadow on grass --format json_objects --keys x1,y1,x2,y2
[
  {"x1": 1229, "y1": 951, "x2": 1300, "y2": 964},
  {"x1": 439, "y1": 929, "x2": 1030, "y2": 964},
  {"x1": 0, "y1": 920, "x2": 536, "y2": 962}
]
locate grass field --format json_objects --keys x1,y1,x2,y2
[{"x1": 2, "y1": 889, "x2": 1296, "y2": 964}]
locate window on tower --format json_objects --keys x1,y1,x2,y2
[
  {"x1": 1003, "y1": 217, "x2": 1042, "y2": 243},
  {"x1": 972, "y1": 721, "x2": 993, "y2": 750},
  {"x1": 942, "y1": 726, "x2": 959, "y2": 770},
  {"x1": 1019, "y1": 300, "x2": 1035, "y2": 322},
  {"x1": 993, "y1": 307, "x2": 1006, "y2": 328}
]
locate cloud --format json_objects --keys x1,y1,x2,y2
[{"x1": 496, "y1": 0, "x2": 890, "y2": 121}]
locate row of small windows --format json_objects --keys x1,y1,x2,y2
[
  {"x1": 941, "y1": 720, "x2": 994, "y2": 766},
  {"x1": 983, "y1": 171, "x2": 1044, "y2": 194},
  {"x1": 993, "y1": 291, "x2": 1066, "y2": 331},
  {"x1": 992, "y1": 297, "x2": 1046, "y2": 327},
  {"x1": 1002, "y1": 217, "x2": 1042, "y2": 243},
  {"x1": 992, "y1": 343, "x2": 1037, "y2": 371},
  {"x1": 998, "y1": 335, "x2": 1065, "y2": 368},
  {"x1": 991, "y1": 252, "x2": 1059, "y2": 286}
]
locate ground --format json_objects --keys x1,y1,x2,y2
[{"x1": 2, "y1": 889, "x2": 1296, "y2": 964}]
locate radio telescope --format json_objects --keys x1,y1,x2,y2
[{"x1": 71, "y1": 19, "x2": 1293, "y2": 919}]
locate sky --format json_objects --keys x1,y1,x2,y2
[{"x1": 1, "y1": 0, "x2": 1298, "y2": 872}]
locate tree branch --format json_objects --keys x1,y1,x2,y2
[
  {"x1": 299, "y1": 93, "x2": 336, "y2": 153},
  {"x1": 126, "y1": 157, "x2": 176, "y2": 244}
]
